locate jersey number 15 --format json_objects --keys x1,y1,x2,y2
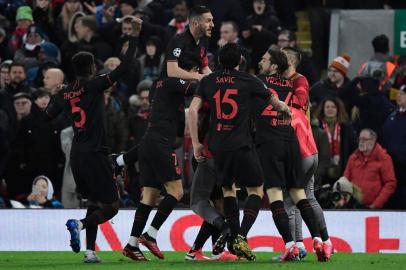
[{"x1": 213, "y1": 89, "x2": 238, "y2": 120}]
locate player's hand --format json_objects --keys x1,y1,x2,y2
[
  {"x1": 277, "y1": 101, "x2": 291, "y2": 117},
  {"x1": 195, "y1": 73, "x2": 206, "y2": 81},
  {"x1": 193, "y1": 143, "x2": 206, "y2": 163}
]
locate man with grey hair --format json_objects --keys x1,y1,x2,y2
[
  {"x1": 343, "y1": 128, "x2": 397, "y2": 209},
  {"x1": 43, "y1": 68, "x2": 64, "y2": 95}
]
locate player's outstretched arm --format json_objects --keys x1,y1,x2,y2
[
  {"x1": 167, "y1": 61, "x2": 205, "y2": 81},
  {"x1": 188, "y1": 96, "x2": 204, "y2": 162},
  {"x1": 270, "y1": 94, "x2": 291, "y2": 117}
]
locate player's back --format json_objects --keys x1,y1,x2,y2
[
  {"x1": 146, "y1": 77, "x2": 195, "y2": 145},
  {"x1": 58, "y1": 78, "x2": 107, "y2": 153},
  {"x1": 197, "y1": 69, "x2": 269, "y2": 153},
  {"x1": 255, "y1": 74, "x2": 295, "y2": 144}
]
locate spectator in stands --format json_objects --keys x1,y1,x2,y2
[
  {"x1": 75, "y1": 15, "x2": 112, "y2": 62},
  {"x1": 120, "y1": 0, "x2": 138, "y2": 16},
  {"x1": 343, "y1": 128, "x2": 397, "y2": 209},
  {"x1": 242, "y1": 0, "x2": 279, "y2": 73},
  {"x1": 5, "y1": 62, "x2": 36, "y2": 97},
  {"x1": 55, "y1": 0, "x2": 83, "y2": 45},
  {"x1": 3, "y1": 93, "x2": 33, "y2": 201},
  {"x1": 104, "y1": 86, "x2": 128, "y2": 153},
  {"x1": 315, "y1": 97, "x2": 357, "y2": 185},
  {"x1": 165, "y1": 0, "x2": 189, "y2": 42},
  {"x1": 60, "y1": 11, "x2": 85, "y2": 81},
  {"x1": 359, "y1": 34, "x2": 396, "y2": 89},
  {"x1": 277, "y1": 29, "x2": 317, "y2": 85},
  {"x1": 43, "y1": 68, "x2": 64, "y2": 95},
  {"x1": 60, "y1": 126, "x2": 80, "y2": 208},
  {"x1": 310, "y1": 116, "x2": 331, "y2": 189},
  {"x1": 8, "y1": 6, "x2": 34, "y2": 54},
  {"x1": 27, "y1": 175, "x2": 62, "y2": 208},
  {"x1": 216, "y1": 21, "x2": 251, "y2": 72},
  {"x1": 14, "y1": 25, "x2": 48, "y2": 69},
  {"x1": 310, "y1": 54, "x2": 351, "y2": 109},
  {"x1": 346, "y1": 76, "x2": 394, "y2": 133},
  {"x1": 381, "y1": 86, "x2": 406, "y2": 209},
  {"x1": 386, "y1": 55, "x2": 406, "y2": 93},
  {"x1": 15, "y1": 89, "x2": 65, "y2": 198},
  {"x1": 0, "y1": 27, "x2": 13, "y2": 61},
  {"x1": 331, "y1": 176, "x2": 363, "y2": 209},
  {"x1": 0, "y1": 61, "x2": 11, "y2": 90},
  {"x1": 139, "y1": 35, "x2": 164, "y2": 81},
  {"x1": 127, "y1": 80, "x2": 151, "y2": 147},
  {"x1": 32, "y1": 0, "x2": 54, "y2": 41}
]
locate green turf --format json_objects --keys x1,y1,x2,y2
[{"x1": 1, "y1": 252, "x2": 406, "y2": 270}]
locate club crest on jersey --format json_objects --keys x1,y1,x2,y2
[
  {"x1": 173, "y1": 48, "x2": 181, "y2": 57},
  {"x1": 179, "y1": 79, "x2": 186, "y2": 84}
]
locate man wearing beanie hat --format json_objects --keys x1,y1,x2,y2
[
  {"x1": 120, "y1": 0, "x2": 138, "y2": 16},
  {"x1": 310, "y1": 54, "x2": 352, "y2": 109}
]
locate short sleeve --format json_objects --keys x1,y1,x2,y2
[{"x1": 166, "y1": 35, "x2": 184, "y2": 63}]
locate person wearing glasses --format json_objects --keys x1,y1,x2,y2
[{"x1": 342, "y1": 128, "x2": 397, "y2": 209}]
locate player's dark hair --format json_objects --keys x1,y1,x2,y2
[
  {"x1": 178, "y1": 50, "x2": 201, "y2": 71},
  {"x1": 219, "y1": 43, "x2": 241, "y2": 69},
  {"x1": 189, "y1": 5, "x2": 210, "y2": 21},
  {"x1": 72, "y1": 51, "x2": 95, "y2": 78},
  {"x1": 282, "y1": 46, "x2": 301, "y2": 67},
  {"x1": 372, "y1": 34, "x2": 389, "y2": 54},
  {"x1": 267, "y1": 47, "x2": 288, "y2": 74}
]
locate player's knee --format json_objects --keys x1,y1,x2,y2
[
  {"x1": 266, "y1": 187, "x2": 283, "y2": 203},
  {"x1": 289, "y1": 188, "x2": 306, "y2": 204},
  {"x1": 247, "y1": 186, "x2": 264, "y2": 198}
]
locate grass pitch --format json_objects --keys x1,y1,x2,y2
[{"x1": 1, "y1": 251, "x2": 406, "y2": 270}]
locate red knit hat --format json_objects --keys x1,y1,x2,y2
[{"x1": 329, "y1": 54, "x2": 351, "y2": 76}]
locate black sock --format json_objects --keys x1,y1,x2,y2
[
  {"x1": 296, "y1": 199, "x2": 320, "y2": 238},
  {"x1": 213, "y1": 216, "x2": 228, "y2": 233},
  {"x1": 85, "y1": 205, "x2": 99, "y2": 251},
  {"x1": 320, "y1": 227, "x2": 329, "y2": 242},
  {"x1": 149, "y1": 194, "x2": 178, "y2": 234},
  {"x1": 211, "y1": 228, "x2": 221, "y2": 254},
  {"x1": 240, "y1": 194, "x2": 261, "y2": 237},
  {"x1": 270, "y1": 200, "x2": 293, "y2": 243},
  {"x1": 130, "y1": 203, "x2": 153, "y2": 237},
  {"x1": 223, "y1": 196, "x2": 240, "y2": 239},
  {"x1": 81, "y1": 201, "x2": 119, "y2": 229},
  {"x1": 190, "y1": 221, "x2": 214, "y2": 252}
]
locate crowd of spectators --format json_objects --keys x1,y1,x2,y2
[{"x1": 0, "y1": 0, "x2": 405, "y2": 210}]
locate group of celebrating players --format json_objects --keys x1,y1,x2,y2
[{"x1": 44, "y1": 5, "x2": 334, "y2": 264}]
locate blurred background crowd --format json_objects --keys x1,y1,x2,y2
[{"x1": 0, "y1": 0, "x2": 405, "y2": 210}]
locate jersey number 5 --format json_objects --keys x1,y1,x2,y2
[
  {"x1": 213, "y1": 89, "x2": 238, "y2": 120},
  {"x1": 70, "y1": 97, "x2": 86, "y2": 129}
]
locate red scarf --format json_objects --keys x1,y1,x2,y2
[{"x1": 322, "y1": 121, "x2": 341, "y2": 158}]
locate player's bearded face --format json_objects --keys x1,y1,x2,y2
[{"x1": 200, "y1": 13, "x2": 214, "y2": 37}]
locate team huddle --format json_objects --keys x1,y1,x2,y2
[{"x1": 45, "y1": 6, "x2": 333, "y2": 264}]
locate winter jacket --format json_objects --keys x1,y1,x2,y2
[{"x1": 344, "y1": 143, "x2": 397, "y2": 208}]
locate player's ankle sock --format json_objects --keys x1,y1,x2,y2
[
  {"x1": 85, "y1": 205, "x2": 99, "y2": 250},
  {"x1": 270, "y1": 200, "x2": 293, "y2": 243},
  {"x1": 146, "y1": 227, "x2": 158, "y2": 240},
  {"x1": 211, "y1": 227, "x2": 220, "y2": 247},
  {"x1": 320, "y1": 227, "x2": 330, "y2": 242},
  {"x1": 130, "y1": 203, "x2": 153, "y2": 237},
  {"x1": 324, "y1": 238, "x2": 332, "y2": 245},
  {"x1": 285, "y1": 241, "x2": 295, "y2": 249},
  {"x1": 190, "y1": 221, "x2": 214, "y2": 252},
  {"x1": 149, "y1": 194, "x2": 178, "y2": 233},
  {"x1": 223, "y1": 196, "x2": 240, "y2": 239},
  {"x1": 296, "y1": 241, "x2": 305, "y2": 249},
  {"x1": 78, "y1": 220, "x2": 84, "y2": 230},
  {"x1": 240, "y1": 194, "x2": 261, "y2": 237},
  {"x1": 296, "y1": 199, "x2": 320, "y2": 238},
  {"x1": 128, "y1": 236, "x2": 139, "y2": 247}
]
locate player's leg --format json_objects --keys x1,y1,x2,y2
[
  {"x1": 67, "y1": 152, "x2": 119, "y2": 255},
  {"x1": 83, "y1": 202, "x2": 101, "y2": 263}
]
